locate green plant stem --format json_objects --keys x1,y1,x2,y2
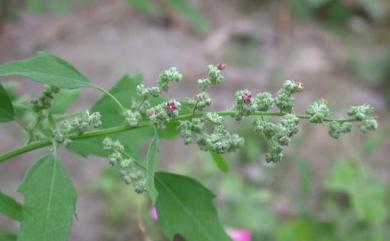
[
  {"x1": 0, "y1": 111, "x2": 356, "y2": 163},
  {"x1": 92, "y1": 84, "x2": 126, "y2": 112}
]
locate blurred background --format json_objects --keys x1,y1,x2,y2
[{"x1": 0, "y1": 0, "x2": 389, "y2": 240}]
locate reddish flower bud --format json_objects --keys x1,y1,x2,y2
[
  {"x1": 166, "y1": 101, "x2": 177, "y2": 112},
  {"x1": 242, "y1": 91, "x2": 252, "y2": 103},
  {"x1": 217, "y1": 63, "x2": 226, "y2": 71}
]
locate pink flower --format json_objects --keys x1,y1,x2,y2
[
  {"x1": 241, "y1": 91, "x2": 252, "y2": 104},
  {"x1": 227, "y1": 228, "x2": 252, "y2": 241},
  {"x1": 217, "y1": 63, "x2": 226, "y2": 70},
  {"x1": 150, "y1": 206, "x2": 159, "y2": 221}
]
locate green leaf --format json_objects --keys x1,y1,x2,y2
[
  {"x1": 0, "y1": 191, "x2": 22, "y2": 221},
  {"x1": 146, "y1": 128, "x2": 159, "y2": 202},
  {"x1": 0, "y1": 52, "x2": 90, "y2": 89},
  {"x1": 209, "y1": 151, "x2": 229, "y2": 173},
  {"x1": 50, "y1": 89, "x2": 80, "y2": 114},
  {"x1": 155, "y1": 172, "x2": 232, "y2": 241},
  {"x1": 0, "y1": 83, "x2": 14, "y2": 122},
  {"x1": 69, "y1": 74, "x2": 152, "y2": 158},
  {"x1": 18, "y1": 154, "x2": 77, "y2": 241}
]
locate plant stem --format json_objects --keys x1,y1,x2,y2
[
  {"x1": 92, "y1": 84, "x2": 126, "y2": 112},
  {"x1": 0, "y1": 111, "x2": 356, "y2": 163}
]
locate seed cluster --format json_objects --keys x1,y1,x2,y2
[
  {"x1": 117, "y1": 65, "x2": 377, "y2": 165},
  {"x1": 103, "y1": 137, "x2": 146, "y2": 193},
  {"x1": 54, "y1": 111, "x2": 102, "y2": 144},
  {"x1": 31, "y1": 85, "x2": 60, "y2": 114},
  {"x1": 95, "y1": 63, "x2": 378, "y2": 191}
]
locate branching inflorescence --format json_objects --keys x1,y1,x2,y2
[
  {"x1": 0, "y1": 53, "x2": 381, "y2": 241},
  {"x1": 73, "y1": 63, "x2": 375, "y2": 192},
  {"x1": 0, "y1": 63, "x2": 378, "y2": 194}
]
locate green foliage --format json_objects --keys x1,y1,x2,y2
[
  {"x1": 18, "y1": 154, "x2": 77, "y2": 241},
  {"x1": 0, "y1": 53, "x2": 381, "y2": 241},
  {"x1": 147, "y1": 128, "x2": 160, "y2": 202},
  {"x1": 126, "y1": 0, "x2": 158, "y2": 12},
  {"x1": 165, "y1": 0, "x2": 208, "y2": 31},
  {"x1": 326, "y1": 160, "x2": 387, "y2": 223},
  {"x1": 0, "y1": 233, "x2": 17, "y2": 241},
  {"x1": 0, "y1": 191, "x2": 22, "y2": 221},
  {"x1": 286, "y1": 0, "x2": 387, "y2": 25},
  {"x1": 50, "y1": 89, "x2": 80, "y2": 114},
  {"x1": 0, "y1": 52, "x2": 90, "y2": 89},
  {"x1": 155, "y1": 172, "x2": 232, "y2": 241},
  {"x1": 276, "y1": 218, "x2": 334, "y2": 241},
  {"x1": 209, "y1": 151, "x2": 229, "y2": 172},
  {"x1": 125, "y1": 0, "x2": 208, "y2": 31},
  {"x1": 0, "y1": 83, "x2": 14, "y2": 122},
  {"x1": 69, "y1": 74, "x2": 152, "y2": 158}
]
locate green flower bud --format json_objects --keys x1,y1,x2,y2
[
  {"x1": 265, "y1": 145, "x2": 283, "y2": 163},
  {"x1": 233, "y1": 89, "x2": 256, "y2": 120},
  {"x1": 254, "y1": 119, "x2": 282, "y2": 138},
  {"x1": 347, "y1": 104, "x2": 375, "y2": 121},
  {"x1": 158, "y1": 67, "x2": 182, "y2": 91},
  {"x1": 206, "y1": 125, "x2": 244, "y2": 154},
  {"x1": 207, "y1": 64, "x2": 224, "y2": 84},
  {"x1": 274, "y1": 94, "x2": 294, "y2": 113},
  {"x1": 305, "y1": 99, "x2": 329, "y2": 123},
  {"x1": 282, "y1": 80, "x2": 304, "y2": 94},
  {"x1": 206, "y1": 112, "x2": 223, "y2": 124},
  {"x1": 123, "y1": 109, "x2": 141, "y2": 127},
  {"x1": 197, "y1": 78, "x2": 212, "y2": 91},
  {"x1": 137, "y1": 84, "x2": 161, "y2": 98},
  {"x1": 328, "y1": 121, "x2": 352, "y2": 139},
  {"x1": 359, "y1": 118, "x2": 378, "y2": 133},
  {"x1": 254, "y1": 92, "x2": 273, "y2": 111}
]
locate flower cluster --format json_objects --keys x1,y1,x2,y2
[
  {"x1": 274, "y1": 80, "x2": 303, "y2": 113},
  {"x1": 147, "y1": 99, "x2": 181, "y2": 129},
  {"x1": 122, "y1": 109, "x2": 141, "y2": 127},
  {"x1": 158, "y1": 67, "x2": 182, "y2": 91},
  {"x1": 305, "y1": 99, "x2": 330, "y2": 123},
  {"x1": 103, "y1": 137, "x2": 146, "y2": 193},
  {"x1": 54, "y1": 111, "x2": 102, "y2": 144},
  {"x1": 31, "y1": 85, "x2": 60, "y2": 114},
  {"x1": 92, "y1": 63, "x2": 378, "y2": 194},
  {"x1": 197, "y1": 64, "x2": 225, "y2": 90},
  {"x1": 347, "y1": 104, "x2": 378, "y2": 133},
  {"x1": 232, "y1": 90, "x2": 274, "y2": 120},
  {"x1": 179, "y1": 117, "x2": 243, "y2": 154},
  {"x1": 254, "y1": 114, "x2": 300, "y2": 163}
]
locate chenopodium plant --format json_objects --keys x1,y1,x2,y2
[{"x1": 0, "y1": 53, "x2": 378, "y2": 241}]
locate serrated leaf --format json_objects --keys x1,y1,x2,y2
[
  {"x1": 0, "y1": 191, "x2": 22, "y2": 221},
  {"x1": 18, "y1": 154, "x2": 77, "y2": 241},
  {"x1": 146, "y1": 129, "x2": 159, "y2": 202},
  {"x1": 50, "y1": 89, "x2": 80, "y2": 114},
  {"x1": 209, "y1": 151, "x2": 229, "y2": 173},
  {"x1": 155, "y1": 172, "x2": 232, "y2": 241},
  {"x1": 0, "y1": 52, "x2": 90, "y2": 89},
  {"x1": 0, "y1": 83, "x2": 14, "y2": 122}
]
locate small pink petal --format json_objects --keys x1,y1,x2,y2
[
  {"x1": 150, "y1": 206, "x2": 159, "y2": 221},
  {"x1": 227, "y1": 228, "x2": 252, "y2": 241}
]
